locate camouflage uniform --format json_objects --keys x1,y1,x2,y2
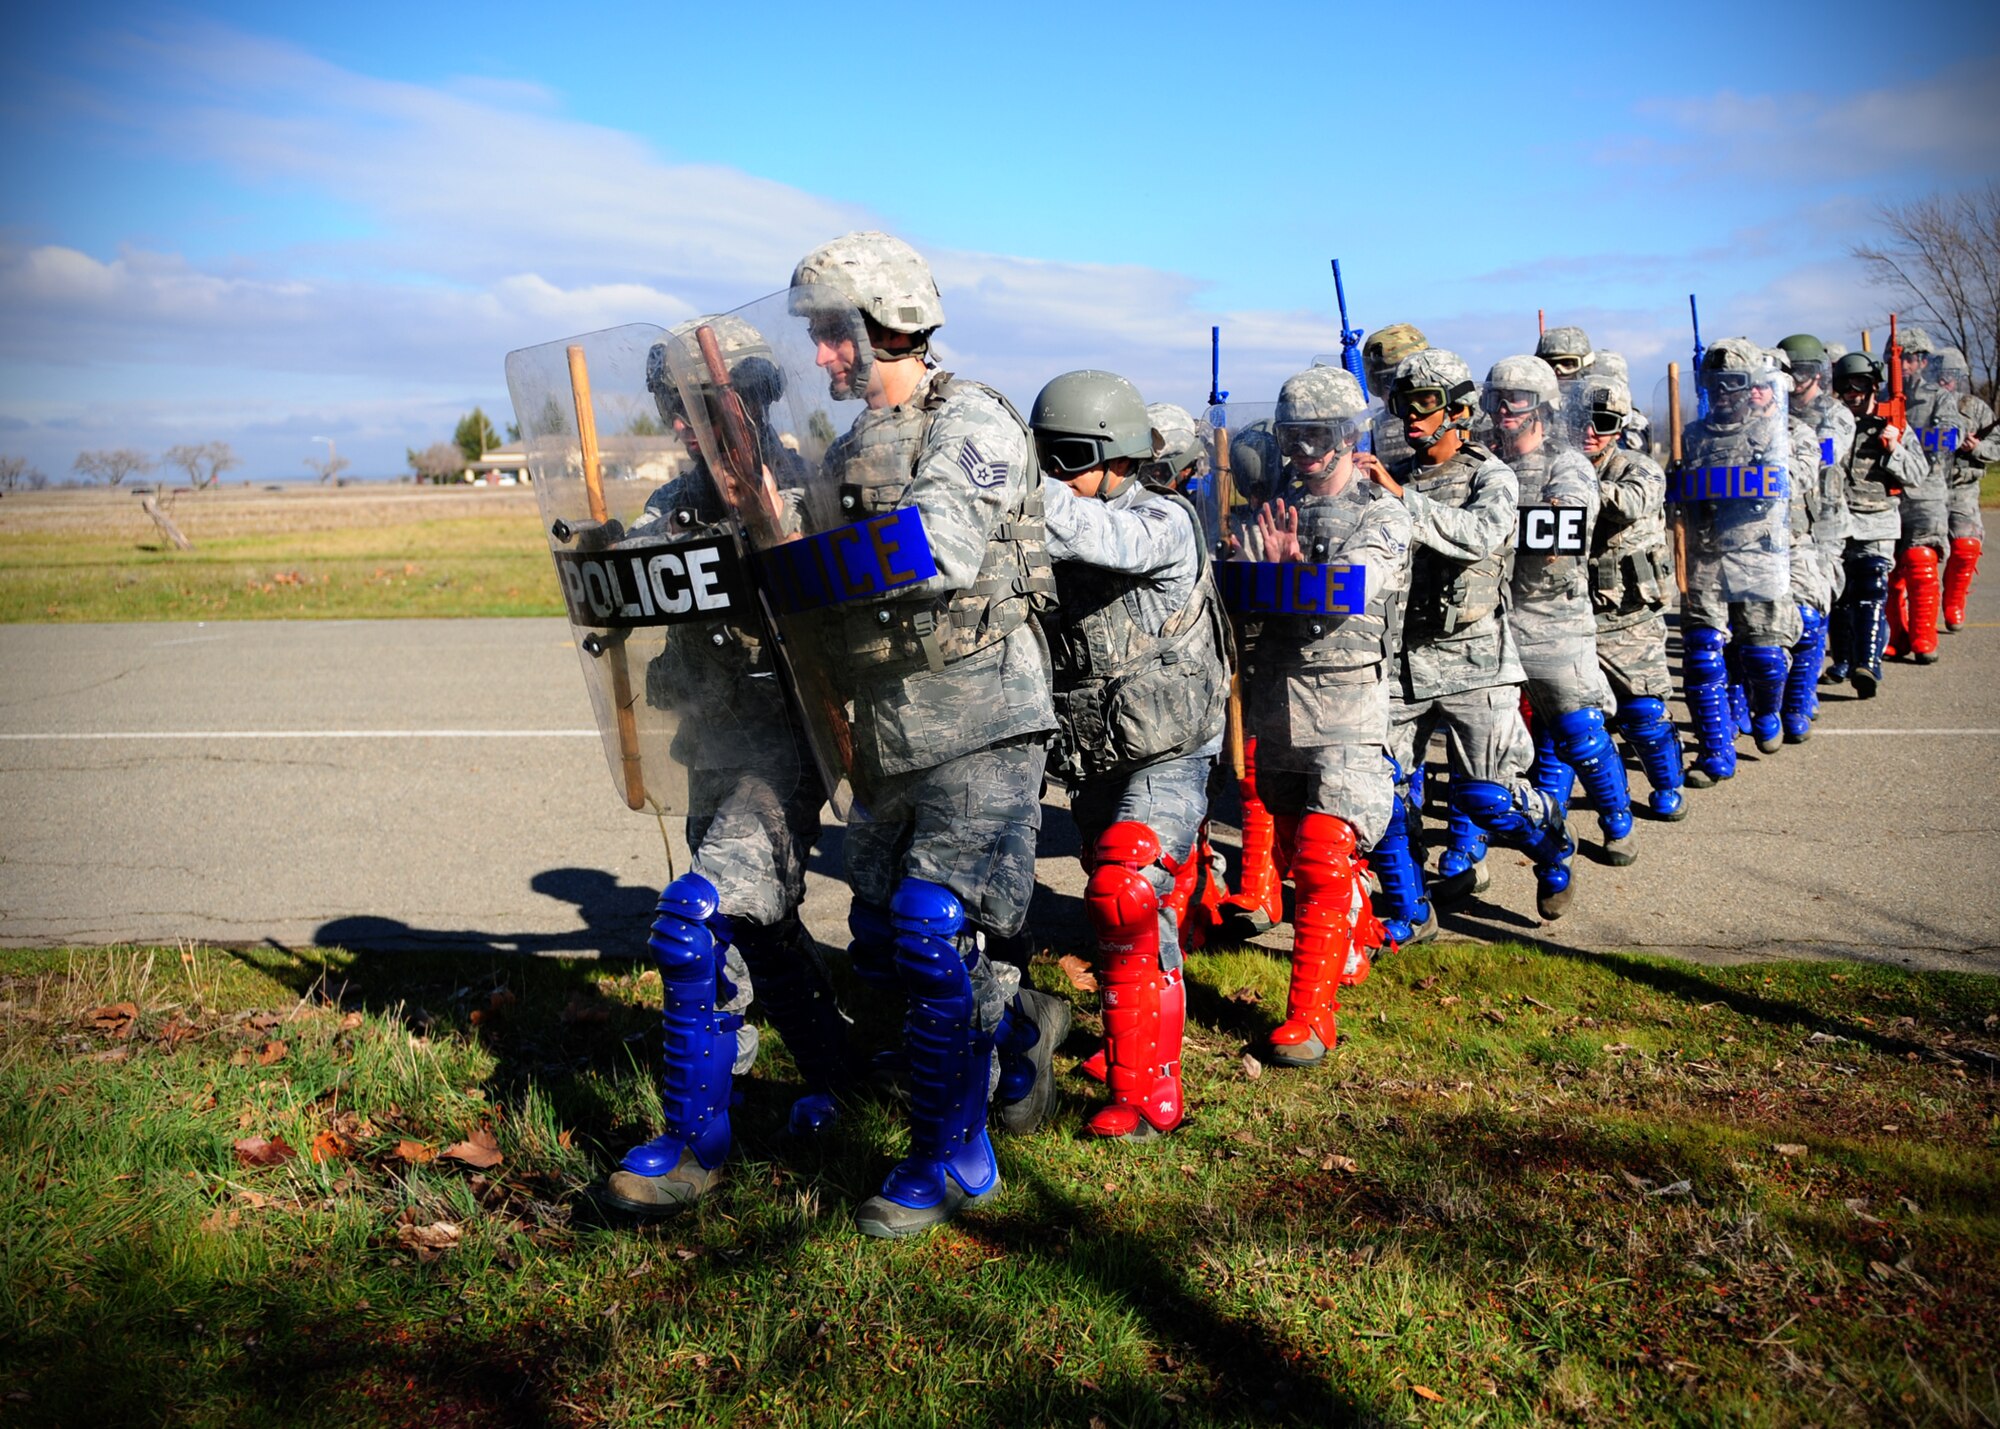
[
  {"x1": 1938, "y1": 349, "x2": 1997, "y2": 630},
  {"x1": 1824, "y1": 372, "x2": 1927, "y2": 693}
]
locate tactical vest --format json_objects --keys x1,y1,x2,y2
[
  {"x1": 1403, "y1": 443, "x2": 1509, "y2": 644},
  {"x1": 1587, "y1": 447, "x2": 1673, "y2": 617},
  {"x1": 1838, "y1": 421, "x2": 1902, "y2": 516},
  {"x1": 1508, "y1": 445, "x2": 1589, "y2": 606},
  {"x1": 827, "y1": 371, "x2": 1057, "y2": 676},
  {"x1": 1788, "y1": 414, "x2": 1820, "y2": 547},
  {"x1": 1048, "y1": 485, "x2": 1229, "y2": 783},
  {"x1": 1250, "y1": 477, "x2": 1401, "y2": 670}
]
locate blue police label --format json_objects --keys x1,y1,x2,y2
[
  {"x1": 552, "y1": 535, "x2": 749, "y2": 628},
  {"x1": 1921, "y1": 428, "x2": 1961, "y2": 454},
  {"x1": 1670, "y1": 463, "x2": 1790, "y2": 502},
  {"x1": 1219, "y1": 562, "x2": 1365, "y2": 617},
  {"x1": 1820, "y1": 437, "x2": 1835, "y2": 466},
  {"x1": 757, "y1": 505, "x2": 940, "y2": 616},
  {"x1": 1517, "y1": 505, "x2": 1587, "y2": 555}
]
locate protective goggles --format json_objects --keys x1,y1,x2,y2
[
  {"x1": 1483, "y1": 389, "x2": 1542, "y2": 419},
  {"x1": 1543, "y1": 353, "x2": 1585, "y2": 377},
  {"x1": 1586, "y1": 407, "x2": 1625, "y2": 436},
  {"x1": 1276, "y1": 420, "x2": 1361, "y2": 459},
  {"x1": 1037, "y1": 434, "x2": 1108, "y2": 476},
  {"x1": 1790, "y1": 360, "x2": 1828, "y2": 384},
  {"x1": 1832, "y1": 374, "x2": 1878, "y2": 396},
  {"x1": 1389, "y1": 386, "x2": 1449, "y2": 419},
  {"x1": 1701, "y1": 370, "x2": 1755, "y2": 394}
]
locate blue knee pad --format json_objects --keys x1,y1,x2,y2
[
  {"x1": 1738, "y1": 644, "x2": 1788, "y2": 737},
  {"x1": 847, "y1": 901, "x2": 899, "y2": 990},
  {"x1": 734, "y1": 919, "x2": 852, "y2": 1135},
  {"x1": 1368, "y1": 756, "x2": 1431, "y2": 938},
  {"x1": 880, "y1": 879, "x2": 998, "y2": 1209},
  {"x1": 1552, "y1": 706, "x2": 1632, "y2": 839},
  {"x1": 1682, "y1": 625, "x2": 1737, "y2": 778},
  {"x1": 1784, "y1": 608, "x2": 1827, "y2": 737},
  {"x1": 1530, "y1": 722, "x2": 1575, "y2": 810},
  {"x1": 1617, "y1": 696, "x2": 1686, "y2": 817},
  {"x1": 620, "y1": 872, "x2": 738, "y2": 1178}
]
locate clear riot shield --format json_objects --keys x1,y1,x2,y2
[
  {"x1": 1909, "y1": 354, "x2": 1964, "y2": 463},
  {"x1": 1663, "y1": 356, "x2": 1793, "y2": 604},
  {"x1": 1484, "y1": 363, "x2": 1593, "y2": 569},
  {"x1": 505, "y1": 323, "x2": 803, "y2": 816},
  {"x1": 1211, "y1": 400, "x2": 1370, "y2": 623},
  {"x1": 655, "y1": 289, "x2": 938, "y2": 820}
]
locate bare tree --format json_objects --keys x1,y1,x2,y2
[
  {"x1": 304, "y1": 446, "x2": 351, "y2": 486},
  {"x1": 74, "y1": 449, "x2": 154, "y2": 487},
  {"x1": 0, "y1": 456, "x2": 46, "y2": 492},
  {"x1": 1853, "y1": 183, "x2": 2000, "y2": 405},
  {"x1": 409, "y1": 441, "x2": 467, "y2": 484},
  {"x1": 163, "y1": 441, "x2": 242, "y2": 490}
]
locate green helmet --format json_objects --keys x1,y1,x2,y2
[
  {"x1": 1031, "y1": 370, "x2": 1159, "y2": 475},
  {"x1": 1228, "y1": 424, "x2": 1284, "y2": 504},
  {"x1": 1777, "y1": 333, "x2": 1827, "y2": 367},
  {"x1": 1362, "y1": 322, "x2": 1428, "y2": 397},
  {"x1": 1831, "y1": 350, "x2": 1881, "y2": 393}
]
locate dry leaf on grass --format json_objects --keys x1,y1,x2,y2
[
  {"x1": 234, "y1": 1135, "x2": 297, "y2": 1168},
  {"x1": 392, "y1": 1139, "x2": 438, "y2": 1164},
  {"x1": 1771, "y1": 1143, "x2": 1807, "y2": 1157},
  {"x1": 87, "y1": 1002, "x2": 140, "y2": 1039},
  {"x1": 1412, "y1": 1385, "x2": 1445, "y2": 1402},
  {"x1": 1240, "y1": 1054, "x2": 1264, "y2": 1080},
  {"x1": 442, "y1": 1126, "x2": 504, "y2": 1169},
  {"x1": 559, "y1": 992, "x2": 612, "y2": 1026},
  {"x1": 89, "y1": 1047, "x2": 130, "y2": 1064},
  {"x1": 1320, "y1": 1154, "x2": 1360, "y2": 1174},
  {"x1": 337, "y1": 1011, "x2": 364, "y2": 1033},
  {"x1": 1226, "y1": 986, "x2": 1263, "y2": 1005},
  {"x1": 256, "y1": 1040, "x2": 288, "y2": 1066},
  {"x1": 309, "y1": 1129, "x2": 353, "y2": 1164},
  {"x1": 1056, "y1": 955, "x2": 1098, "y2": 993},
  {"x1": 1414, "y1": 976, "x2": 1439, "y2": 991}
]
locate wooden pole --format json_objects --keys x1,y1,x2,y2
[
  {"x1": 1668, "y1": 361, "x2": 1688, "y2": 596},
  {"x1": 567, "y1": 344, "x2": 647, "y2": 811}
]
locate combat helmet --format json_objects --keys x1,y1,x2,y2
[
  {"x1": 1275, "y1": 366, "x2": 1368, "y2": 473},
  {"x1": 647, "y1": 313, "x2": 784, "y2": 429},
  {"x1": 1145, "y1": 402, "x2": 1206, "y2": 484},
  {"x1": 1031, "y1": 370, "x2": 1160, "y2": 487},
  {"x1": 789, "y1": 232, "x2": 944, "y2": 398},
  {"x1": 1362, "y1": 323, "x2": 1428, "y2": 399},
  {"x1": 1391, "y1": 349, "x2": 1479, "y2": 454},
  {"x1": 1536, "y1": 325, "x2": 1594, "y2": 379}
]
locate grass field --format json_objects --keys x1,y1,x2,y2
[
  {"x1": 0, "y1": 486, "x2": 562, "y2": 622},
  {"x1": 4, "y1": 940, "x2": 1996, "y2": 1427}
]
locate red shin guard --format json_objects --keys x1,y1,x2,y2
[
  {"x1": 1085, "y1": 822, "x2": 1184, "y2": 1138},
  {"x1": 1904, "y1": 545, "x2": 1941, "y2": 656},
  {"x1": 1221, "y1": 739, "x2": 1284, "y2": 927},
  {"x1": 1944, "y1": 537, "x2": 1982, "y2": 630},
  {"x1": 1885, "y1": 559, "x2": 1912, "y2": 658},
  {"x1": 1271, "y1": 813, "x2": 1363, "y2": 1054}
]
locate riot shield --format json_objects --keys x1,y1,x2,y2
[
  {"x1": 1909, "y1": 353, "x2": 1964, "y2": 462},
  {"x1": 1664, "y1": 348, "x2": 1793, "y2": 604},
  {"x1": 1648, "y1": 368, "x2": 1690, "y2": 468},
  {"x1": 504, "y1": 323, "x2": 802, "y2": 817},
  {"x1": 653, "y1": 289, "x2": 943, "y2": 820},
  {"x1": 1211, "y1": 401, "x2": 1371, "y2": 618}
]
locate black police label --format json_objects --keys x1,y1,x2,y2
[
  {"x1": 552, "y1": 535, "x2": 750, "y2": 628},
  {"x1": 1517, "y1": 506, "x2": 1587, "y2": 555}
]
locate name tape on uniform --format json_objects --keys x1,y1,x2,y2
[
  {"x1": 757, "y1": 506, "x2": 940, "y2": 616},
  {"x1": 1517, "y1": 506, "x2": 1588, "y2": 555},
  {"x1": 1920, "y1": 428, "x2": 1961, "y2": 454},
  {"x1": 553, "y1": 535, "x2": 749, "y2": 629},
  {"x1": 1219, "y1": 562, "x2": 1366, "y2": 617},
  {"x1": 1669, "y1": 463, "x2": 1791, "y2": 502}
]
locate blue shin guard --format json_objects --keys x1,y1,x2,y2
[
  {"x1": 1824, "y1": 599, "x2": 1853, "y2": 683},
  {"x1": 619, "y1": 873, "x2": 739, "y2": 1181},
  {"x1": 1739, "y1": 643, "x2": 1789, "y2": 753},
  {"x1": 1616, "y1": 697, "x2": 1686, "y2": 820},
  {"x1": 1682, "y1": 625, "x2": 1737, "y2": 783},
  {"x1": 733, "y1": 918, "x2": 852, "y2": 1136},
  {"x1": 1783, "y1": 607, "x2": 1828, "y2": 742},
  {"x1": 1369, "y1": 758, "x2": 1433, "y2": 944},
  {"x1": 1452, "y1": 777, "x2": 1575, "y2": 918},
  {"x1": 874, "y1": 880, "x2": 999, "y2": 1217},
  {"x1": 1530, "y1": 723, "x2": 1576, "y2": 808},
  {"x1": 1847, "y1": 554, "x2": 1892, "y2": 693},
  {"x1": 1434, "y1": 809, "x2": 1489, "y2": 890},
  {"x1": 1552, "y1": 707, "x2": 1634, "y2": 846}
]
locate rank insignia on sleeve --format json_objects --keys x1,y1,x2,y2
[{"x1": 957, "y1": 440, "x2": 1010, "y2": 489}]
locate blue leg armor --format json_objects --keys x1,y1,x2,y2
[
  {"x1": 1616, "y1": 697, "x2": 1686, "y2": 820},
  {"x1": 733, "y1": 918, "x2": 853, "y2": 1137},
  {"x1": 1432, "y1": 809, "x2": 1489, "y2": 896},
  {"x1": 1552, "y1": 707, "x2": 1635, "y2": 854},
  {"x1": 1530, "y1": 722, "x2": 1576, "y2": 808},
  {"x1": 1368, "y1": 758, "x2": 1434, "y2": 944},
  {"x1": 1739, "y1": 644, "x2": 1789, "y2": 754},
  {"x1": 1682, "y1": 625, "x2": 1737, "y2": 785},
  {"x1": 1846, "y1": 553, "x2": 1892, "y2": 696},
  {"x1": 856, "y1": 879, "x2": 1000, "y2": 1235},
  {"x1": 1451, "y1": 778, "x2": 1575, "y2": 919},
  {"x1": 618, "y1": 872, "x2": 739, "y2": 1182},
  {"x1": 1783, "y1": 607, "x2": 1827, "y2": 742},
  {"x1": 1724, "y1": 638, "x2": 1751, "y2": 737}
]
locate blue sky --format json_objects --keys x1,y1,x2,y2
[{"x1": 2, "y1": 1, "x2": 1994, "y2": 480}]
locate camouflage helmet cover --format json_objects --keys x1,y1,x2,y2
[
  {"x1": 1824, "y1": 342, "x2": 1849, "y2": 363},
  {"x1": 1145, "y1": 401, "x2": 1204, "y2": 476},
  {"x1": 1362, "y1": 322, "x2": 1428, "y2": 391},
  {"x1": 1587, "y1": 376, "x2": 1634, "y2": 417},
  {"x1": 648, "y1": 312, "x2": 783, "y2": 423},
  {"x1": 1536, "y1": 325, "x2": 1594, "y2": 362},
  {"x1": 1938, "y1": 346, "x2": 1972, "y2": 380},
  {"x1": 1898, "y1": 325, "x2": 1937, "y2": 356},
  {"x1": 1484, "y1": 354, "x2": 1563, "y2": 412},
  {"x1": 788, "y1": 231, "x2": 945, "y2": 334},
  {"x1": 1276, "y1": 365, "x2": 1367, "y2": 424},
  {"x1": 1031, "y1": 369, "x2": 1160, "y2": 465},
  {"x1": 1593, "y1": 351, "x2": 1631, "y2": 386},
  {"x1": 1702, "y1": 336, "x2": 1767, "y2": 374},
  {"x1": 1395, "y1": 347, "x2": 1478, "y2": 407}
]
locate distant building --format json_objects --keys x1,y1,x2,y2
[{"x1": 465, "y1": 448, "x2": 530, "y2": 484}]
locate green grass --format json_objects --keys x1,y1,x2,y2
[{"x1": 3, "y1": 941, "x2": 1997, "y2": 1427}]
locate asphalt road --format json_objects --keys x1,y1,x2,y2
[{"x1": 3, "y1": 595, "x2": 1996, "y2": 972}]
